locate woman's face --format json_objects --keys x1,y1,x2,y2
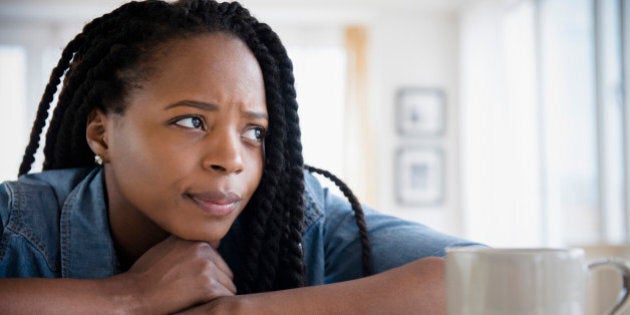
[{"x1": 100, "y1": 33, "x2": 267, "y2": 243}]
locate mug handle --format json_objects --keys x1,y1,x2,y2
[{"x1": 588, "y1": 258, "x2": 630, "y2": 315}]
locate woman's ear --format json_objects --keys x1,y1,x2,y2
[{"x1": 86, "y1": 109, "x2": 110, "y2": 163}]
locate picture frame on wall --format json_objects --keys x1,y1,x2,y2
[
  {"x1": 396, "y1": 88, "x2": 446, "y2": 136},
  {"x1": 395, "y1": 147, "x2": 444, "y2": 206}
]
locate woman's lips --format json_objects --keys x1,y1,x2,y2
[{"x1": 186, "y1": 191, "x2": 242, "y2": 217}]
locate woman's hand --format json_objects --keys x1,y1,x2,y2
[{"x1": 123, "y1": 236, "x2": 236, "y2": 314}]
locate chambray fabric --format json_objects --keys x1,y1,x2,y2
[{"x1": 0, "y1": 167, "x2": 477, "y2": 285}]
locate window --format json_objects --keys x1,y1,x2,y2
[
  {"x1": 539, "y1": 0, "x2": 626, "y2": 245},
  {"x1": 597, "y1": 0, "x2": 625, "y2": 242},
  {"x1": 290, "y1": 46, "x2": 347, "y2": 178},
  {"x1": 461, "y1": 0, "x2": 628, "y2": 246},
  {"x1": 539, "y1": 0, "x2": 600, "y2": 245},
  {"x1": 0, "y1": 46, "x2": 27, "y2": 182}
]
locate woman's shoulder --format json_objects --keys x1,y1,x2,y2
[
  {"x1": 302, "y1": 170, "x2": 371, "y2": 230},
  {"x1": 1, "y1": 168, "x2": 93, "y2": 215},
  {"x1": 302, "y1": 170, "x2": 369, "y2": 228},
  {"x1": 301, "y1": 170, "x2": 481, "y2": 254},
  {"x1": 13, "y1": 167, "x2": 94, "y2": 192},
  {"x1": 0, "y1": 167, "x2": 98, "y2": 277}
]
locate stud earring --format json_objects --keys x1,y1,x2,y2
[{"x1": 94, "y1": 155, "x2": 103, "y2": 165}]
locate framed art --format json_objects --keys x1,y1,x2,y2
[
  {"x1": 395, "y1": 147, "x2": 444, "y2": 206},
  {"x1": 396, "y1": 88, "x2": 446, "y2": 136}
]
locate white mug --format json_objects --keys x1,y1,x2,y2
[{"x1": 446, "y1": 247, "x2": 630, "y2": 315}]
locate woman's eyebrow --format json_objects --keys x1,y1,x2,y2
[
  {"x1": 164, "y1": 100, "x2": 218, "y2": 111},
  {"x1": 165, "y1": 99, "x2": 267, "y2": 120},
  {"x1": 243, "y1": 110, "x2": 268, "y2": 121}
]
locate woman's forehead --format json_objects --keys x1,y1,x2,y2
[
  {"x1": 147, "y1": 33, "x2": 259, "y2": 79},
  {"x1": 124, "y1": 33, "x2": 267, "y2": 114}
]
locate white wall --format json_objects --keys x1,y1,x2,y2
[{"x1": 368, "y1": 9, "x2": 462, "y2": 235}]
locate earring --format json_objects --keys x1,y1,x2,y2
[{"x1": 94, "y1": 155, "x2": 103, "y2": 165}]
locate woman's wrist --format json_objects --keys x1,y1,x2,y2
[
  {"x1": 172, "y1": 296, "x2": 245, "y2": 315},
  {"x1": 99, "y1": 273, "x2": 147, "y2": 315}
]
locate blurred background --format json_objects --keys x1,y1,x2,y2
[{"x1": 0, "y1": 0, "x2": 628, "y2": 250}]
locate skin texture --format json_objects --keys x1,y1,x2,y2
[{"x1": 0, "y1": 33, "x2": 448, "y2": 315}]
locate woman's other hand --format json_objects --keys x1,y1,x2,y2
[{"x1": 123, "y1": 236, "x2": 236, "y2": 314}]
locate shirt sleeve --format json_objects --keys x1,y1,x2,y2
[{"x1": 322, "y1": 192, "x2": 481, "y2": 283}]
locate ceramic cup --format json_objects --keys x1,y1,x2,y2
[{"x1": 446, "y1": 247, "x2": 630, "y2": 315}]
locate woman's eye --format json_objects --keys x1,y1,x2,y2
[
  {"x1": 243, "y1": 126, "x2": 266, "y2": 143},
  {"x1": 175, "y1": 117, "x2": 205, "y2": 130}
]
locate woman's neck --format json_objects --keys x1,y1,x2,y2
[{"x1": 103, "y1": 168, "x2": 169, "y2": 268}]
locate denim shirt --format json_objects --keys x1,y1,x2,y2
[{"x1": 0, "y1": 167, "x2": 477, "y2": 285}]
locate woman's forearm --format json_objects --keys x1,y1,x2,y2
[
  {"x1": 0, "y1": 237, "x2": 238, "y2": 315},
  {"x1": 0, "y1": 257, "x2": 445, "y2": 314},
  {"x1": 185, "y1": 257, "x2": 446, "y2": 315},
  {"x1": 0, "y1": 275, "x2": 142, "y2": 315}
]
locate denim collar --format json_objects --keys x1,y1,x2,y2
[{"x1": 59, "y1": 167, "x2": 121, "y2": 278}]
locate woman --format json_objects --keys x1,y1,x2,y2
[{"x1": 0, "y1": 0, "x2": 476, "y2": 313}]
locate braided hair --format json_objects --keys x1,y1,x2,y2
[{"x1": 18, "y1": 0, "x2": 372, "y2": 293}]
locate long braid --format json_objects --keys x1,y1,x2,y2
[
  {"x1": 229, "y1": 6, "x2": 291, "y2": 292},
  {"x1": 235, "y1": 10, "x2": 307, "y2": 290},
  {"x1": 304, "y1": 164, "x2": 373, "y2": 276},
  {"x1": 242, "y1": 15, "x2": 305, "y2": 291},
  {"x1": 18, "y1": 34, "x2": 84, "y2": 176},
  {"x1": 256, "y1": 23, "x2": 306, "y2": 288}
]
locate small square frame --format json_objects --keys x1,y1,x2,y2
[
  {"x1": 395, "y1": 147, "x2": 444, "y2": 206},
  {"x1": 396, "y1": 88, "x2": 446, "y2": 136}
]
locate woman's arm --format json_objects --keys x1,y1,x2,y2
[
  {"x1": 0, "y1": 237, "x2": 236, "y2": 315},
  {"x1": 0, "y1": 275, "x2": 142, "y2": 314},
  {"x1": 179, "y1": 257, "x2": 446, "y2": 315}
]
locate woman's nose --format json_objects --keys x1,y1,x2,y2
[{"x1": 203, "y1": 130, "x2": 244, "y2": 174}]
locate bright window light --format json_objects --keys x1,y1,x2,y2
[
  {"x1": 290, "y1": 46, "x2": 347, "y2": 183},
  {"x1": 0, "y1": 46, "x2": 27, "y2": 182}
]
